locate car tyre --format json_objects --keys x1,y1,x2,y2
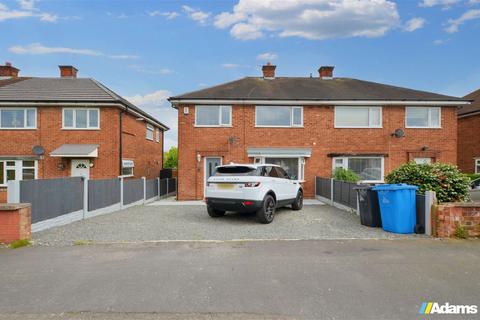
[
  {"x1": 292, "y1": 190, "x2": 303, "y2": 211},
  {"x1": 256, "y1": 194, "x2": 276, "y2": 224},
  {"x1": 207, "y1": 205, "x2": 225, "y2": 218}
]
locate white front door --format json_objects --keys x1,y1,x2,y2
[{"x1": 71, "y1": 159, "x2": 90, "y2": 178}]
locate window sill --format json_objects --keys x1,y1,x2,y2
[
  {"x1": 0, "y1": 128, "x2": 37, "y2": 130},
  {"x1": 194, "y1": 125, "x2": 233, "y2": 128},
  {"x1": 405, "y1": 126, "x2": 442, "y2": 129},
  {"x1": 255, "y1": 125, "x2": 304, "y2": 128},
  {"x1": 62, "y1": 128, "x2": 100, "y2": 131},
  {"x1": 334, "y1": 126, "x2": 383, "y2": 129}
]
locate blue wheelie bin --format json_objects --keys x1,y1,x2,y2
[{"x1": 372, "y1": 184, "x2": 418, "y2": 234}]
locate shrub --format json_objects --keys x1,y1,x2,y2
[
  {"x1": 454, "y1": 224, "x2": 469, "y2": 239},
  {"x1": 9, "y1": 239, "x2": 31, "y2": 249},
  {"x1": 333, "y1": 168, "x2": 360, "y2": 183},
  {"x1": 385, "y1": 162, "x2": 471, "y2": 203},
  {"x1": 465, "y1": 173, "x2": 480, "y2": 181}
]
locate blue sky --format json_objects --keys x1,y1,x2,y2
[{"x1": 1, "y1": 0, "x2": 480, "y2": 149}]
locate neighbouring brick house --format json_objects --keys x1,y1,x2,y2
[
  {"x1": 458, "y1": 88, "x2": 480, "y2": 174},
  {"x1": 169, "y1": 64, "x2": 469, "y2": 200},
  {"x1": 0, "y1": 63, "x2": 168, "y2": 203}
]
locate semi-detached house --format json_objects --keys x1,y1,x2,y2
[
  {"x1": 169, "y1": 64, "x2": 469, "y2": 200},
  {"x1": 0, "y1": 63, "x2": 168, "y2": 203}
]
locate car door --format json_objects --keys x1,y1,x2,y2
[
  {"x1": 267, "y1": 166, "x2": 288, "y2": 200},
  {"x1": 276, "y1": 166, "x2": 298, "y2": 200}
]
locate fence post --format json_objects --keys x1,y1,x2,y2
[
  {"x1": 330, "y1": 178, "x2": 334, "y2": 205},
  {"x1": 166, "y1": 178, "x2": 169, "y2": 195},
  {"x1": 120, "y1": 177, "x2": 124, "y2": 209},
  {"x1": 425, "y1": 191, "x2": 436, "y2": 236},
  {"x1": 7, "y1": 180, "x2": 20, "y2": 203},
  {"x1": 82, "y1": 177, "x2": 88, "y2": 220},
  {"x1": 142, "y1": 176, "x2": 146, "y2": 203},
  {"x1": 157, "y1": 177, "x2": 160, "y2": 199}
]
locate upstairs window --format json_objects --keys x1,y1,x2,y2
[
  {"x1": 63, "y1": 108, "x2": 99, "y2": 129},
  {"x1": 255, "y1": 106, "x2": 303, "y2": 127},
  {"x1": 146, "y1": 124, "x2": 154, "y2": 140},
  {"x1": 406, "y1": 107, "x2": 441, "y2": 128},
  {"x1": 195, "y1": 105, "x2": 231, "y2": 126},
  {"x1": 0, "y1": 108, "x2": 36, "y2": 129},
  {"x1": 155, "y1": 128, "x2": 160, "y2": 142},
  {"x1": 334, "y1": 106, "x2": 382, "y2": 128}
]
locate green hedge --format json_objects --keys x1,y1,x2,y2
[
  {"x1": 385, "y1": 162, "x2": 471, "y2": 203},
  {"x1": 332, "y1": 168, "x2": 360, "y2": 183}
]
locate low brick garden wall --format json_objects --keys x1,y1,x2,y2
[
  {"x1": 434, "y1": 202, "x2": 480, "y2": 238},
  {"x1": 0, "y1": 203, "x2": 31, "y2": 244}
]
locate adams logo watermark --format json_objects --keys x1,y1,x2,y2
[{"x1": 419, "y1": 302, "x2": 478, "y2": 315}]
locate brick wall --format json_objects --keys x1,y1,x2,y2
[
  {"x1": 434, "y1": 203, "x2": 480, "y2": 238},
  {"x1": 0, "y1": 204, "x2": 31, "y2": 244},
  {"x1": 458, "y1": 114, "x2": 480, "y2": 173},
  {"x1": 178, "y1": 104, "x2": 458, "y2": 200}
]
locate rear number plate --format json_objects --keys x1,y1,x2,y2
[{"x1": 217, "y1": 183, "x2": 234, "y2": 190}]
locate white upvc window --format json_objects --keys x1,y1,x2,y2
[
  {"x1": 476, "y1": 159, "x2": 480, "y2": 174},
  {"x1": 155, "y1": 128, "x2": 160, "y2": 142},
  {"x1": 195, "y1": 105, "x2": 232, "y2": 127},
  {"x1": 334, "y1": 106, "x2": 382, "y2": 128},
  {"x1": 255, "y1": 106, "x2": 303, "y2": 127},
  {"x1": 333, "y1": 156, "x2": 384, "y2": 183},
  {"x1": 0, "y1": 160, "x2": 37, "y2": 186},
  {"x1": 121, "y1": 159, "x2": 134, "y2": 177},
  {"x1": 405, "y1": 107, "x2": 441, "y2": 128},
  {"x1": 0, "y1": 108, "x2": 36, "y2": 129},
  {"x1": 146, "y1": 124, "x2": 154, "y2": 140},
  {"x1": 62, "y1": 108, "x2": 100, "y2": 129},
  {"x1": 254, "y1": 156, "x2": 305, "y2": 181}
]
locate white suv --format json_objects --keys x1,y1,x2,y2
[{"x1": 205, "y1": 164, "x2": 303, "y2": 224}]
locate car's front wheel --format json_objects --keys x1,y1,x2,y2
[
  {"x1": 256, "y1": 194, "x2": 276, "y2": 224},
  {"x1": 292, "y1": 190, "x2": 303, "y2": 211},
  {"x1": 207, "y1": 205, "x2": 225, "y2": 218}
]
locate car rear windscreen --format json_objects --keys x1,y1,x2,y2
[{"x1": 214, "y1": 166, "x2": 260, "y2": 176}]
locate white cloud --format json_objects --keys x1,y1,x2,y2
[
  {"x1": 0, "y1": 0, "x2": 57, "y2": 22},
  {"x1": 129, "y1": 65, "x2": 173, "y2": 75},
  {"x1": 213, "y1": 0, "x2": 400, "y2": 41},
  {"x1": 404, "y1": 17, "x2": 426, "y2": 32},
  {"x1": 182, "y1": 5, "x2": 210, "y2": 25},
  {"x1": 433, "y1": 39, "x2": 446, "y2": 44},
  {"x1": 445, "y1": 9, "x2": 480, "y2": 33},
  {"x1": 149, "y1": 10, "x2": 179, "y2": 20},
  {"x1": 8, "y1": 43, "x2": 138, "y2": 59},
  {"x1": 221, "y1": 63, "x2": 241, "y2": 68},
  {"x1": 125, "y1": 90, "x2": 178, "y2": 149},
  {"x1": 419, "y1": 0, "x2": 460, "y2": 8},
  {"x1": 256, "y1": 52, "x2": 278, "y2": 61}
]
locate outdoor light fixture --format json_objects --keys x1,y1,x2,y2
[
  {"x1": 197, "y1": 153, "x2": 201, "y2": 162},
  {"x1": 422, "y1": 146, "x2": 429, "y2": 151},
  {"x1": 391, "y1": 128, "x2": 405, "y2": 138}
]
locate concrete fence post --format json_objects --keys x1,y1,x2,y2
[
  {"x1": 330, "y1": 178, "x2": 334, "y2": 206},
  {"x1": 166, "y1": 178, "x2": 169, "y2": 195},
  {"x1": 120, "y1": 177, "x2": 124, "y2": 209},
  {"x1": 7, "y1": 180, "x2": 20, "y2": 203},
  {"x1": 82, "y1": 177, "x2": 89, "y2": 220},
  {"x1": 157, "y1": 177, "x2": 160, "y2": 199},
  {"x1": 425, "y1": 190, "x2": 436, "y2": 236},
  {"x1": 142, "y1": 176, "x2": 146, "y2": 203}
]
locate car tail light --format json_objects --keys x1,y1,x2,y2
[
  {"x1": 243, "y1": 201, "x2": 254, "y2": 206},
  {"x1": 244, "y1": 182, "x2": 261, "y2": 187}
]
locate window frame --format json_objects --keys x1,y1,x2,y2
[
  {"x1": 334, "y1": 106, "x2": 382, "y2": 128},
  {"x1": 195, "y1": 105, "x2": 232, "y2": 127},
  {"x1": 405, "y1": 107, "x2": 441, "y2": 129},
  {"x1": 0, "y1": 160, "x2": 38, "y2": 186},
  {"x1": 62, "y1": 108, "x2": 100, "y2": 130},
  {"x1": 146, "y1": 124, "x2": 154, "y2": 141},
  {"x1": 155, "y1": 128, "x2": 160, "y2": 143},
  {"x1": 475, "y1": 159, "x2": 480, "y2": 174},
  {"x1": 254, "y1": 156, "x2": 305, "y2": 181},
  {"x1": 255, "y1": 106, "x2": 304, "y2": 128},
  {"x1": 0, "y1": 107, "x2": 37, "y2": 130},
  {"x1": 332, "y1": 156, "x2": 384, "y2": 183},
  {"x1": 121, "y1": 159, "x2": 134, "y2": 177}
]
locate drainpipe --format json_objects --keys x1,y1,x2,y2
[{"x1": 119, "y1": 110, "x2": 123, "y2": 175}]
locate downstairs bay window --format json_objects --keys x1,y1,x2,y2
[
  {"x1": 333, "y1": 157, "x2": 384, "y2": 183},
  {"x1": 0, "y1": 160, "x2": 37, "y2": 186}
]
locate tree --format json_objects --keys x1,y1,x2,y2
[{"x1": 163, "y1": 147, "x2": 178, "y2": 169}]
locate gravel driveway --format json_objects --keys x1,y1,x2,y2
[{"x1": 34, "y1": 202, "x2": 417, "y2": 246}]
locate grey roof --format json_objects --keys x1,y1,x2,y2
[
  {"x1": 459, "y1": 88, "x2": 480, "y2": 116},
  {"x1": 50, "y1": 144, "x2": 98, "y2": 157},
  {"x1": 170, "y1": 77, "x2": 465, "y2": 102},
  {"x1": 0, "y1": 77, "x2": 169, "y2": 130},
  {"x1": 247, "y1": 147, "x2": 312, "y2": 157}
]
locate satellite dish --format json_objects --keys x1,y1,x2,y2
[
  {"x1": 393, "y1": 129, "x2": 405, "y2": 138},
  {"x1": 32, "y1": 145, "x2": 45, "y2": 155}
]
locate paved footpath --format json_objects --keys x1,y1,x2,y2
[{"x1": 0, "y1": 239, "x2": 479, "y2": 320}]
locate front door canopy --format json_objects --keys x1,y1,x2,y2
[{"x1": 50, "y1": 144, "x2": 99, "y2": 158}]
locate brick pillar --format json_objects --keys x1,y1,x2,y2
[{"x1": 0, "y1": 204, "x2": 31, "y2": 244}]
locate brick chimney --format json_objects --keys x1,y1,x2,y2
[
  {"x1": 59, "y1": 65, "x2": 78, "y2": 78},
  {"x1": 318, "y1": 66, "x2": 334, "y2": 79},
  {"x1": 0, "y1": 62, "x2": 20, "y2": 78},
  {"x1": 262, "y1": 62, "x2": 276, "y2": 79}
]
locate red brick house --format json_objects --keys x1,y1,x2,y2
[
  {"x1": 0, "y1": 63, "x2": 168, "y2": 202},
  {"x1": 169, "y1": 64, "x2": 468, "y2": 200},
  {"x1": 458, "y1": 88, "x2": 480, "y2": 173}
]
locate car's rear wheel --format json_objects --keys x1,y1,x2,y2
[
  {"x1": 256, "y1": 194, "x2": 276, "y2": 224},
  {"x1": 292, "y1": 190, "x2": 303, "y2": 211},
  {"x1": 207, "y1": 205, "x2": 225, "y2": 218}
]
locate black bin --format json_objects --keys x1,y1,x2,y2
[{"x1": 354, "y1": 186, "x2": 382, "y2": 228}]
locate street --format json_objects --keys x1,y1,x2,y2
[{"x1": 1, "y1": 239, "x2": 479, "y2": 320}]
